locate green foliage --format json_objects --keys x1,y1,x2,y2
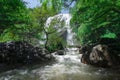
[
  {"x1": 40, "y1": 0, "x2": 63, "y2": 13},
  {"x1": 71, "y1": 0, "x2": 120, "y2": 45},
  {"x1": 0, "y1": 0, "x2": 32, "y2": 42},
  {"x1": 47, "y1": 32, "x2": 64, "y2": 52},
  {"x1": 0, "y1": 0, "x2": 29, "y2": 32},
  {"x1": 77, "y1": 23, "x2": 92, "y2": 44},
  {"x1": 101, "y1": 31, "x2": 117, "y2": 38}
]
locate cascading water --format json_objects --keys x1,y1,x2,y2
[
  {"x1": 45, "y1": 13, "x2": 76, "y2": 46},
  {"x1": 0, "y1": 11, "x2": 120, "y2": 80}
]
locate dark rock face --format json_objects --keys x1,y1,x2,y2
[
  {"x1": 80, "y1": 45, "x2": 92, "y2": 64},
  {"x1": 80, "y1": 44, "x2": 120, "y2": 67},
  {"x1": 0, "y1": 41, "x2": 53, "y2": 64}
]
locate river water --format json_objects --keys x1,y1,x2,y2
[{"x1": 0, "y1": 48, "x2": 120, "y2": 80}]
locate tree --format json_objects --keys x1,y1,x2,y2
[
  {"x1": 40, "y1": 0, "x2": 63, "y2": 13},
  {"x1": 0, "y1": 0, "x2": 29, "y2": 33},
  {"x1": 30, "y1": 0, "x2": 65, "y2": 51},
  {"x1": 0, "y1": 0, "x2": 31, "y2": 42},
  {"x1": 44, "y1": 17, "x2": 65, "y2": 52}
]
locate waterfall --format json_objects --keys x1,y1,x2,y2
[{"x1": 45, "y1": 13, "x2": 76, "y2": 46}]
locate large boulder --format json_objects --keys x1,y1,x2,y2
[
  {"x1": 53, "y1": 50, "x2": 65, "y2": 55},
  {"x1": 80, "y1": 44, "x2": 120, "y2": 67},
  {"x1": 0, "y1": 41, "x2": 53, "y2": 64},
  {"x1": 89, "y1": 44, "x2": 118, "y2": 67}
]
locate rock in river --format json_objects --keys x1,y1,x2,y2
[{"x1": 80, "y1": 44, "x2": 120, "y2": 68}]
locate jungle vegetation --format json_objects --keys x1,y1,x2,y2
[{"x1": 71, "y1": 0, "x2": 120, "y2": 45}]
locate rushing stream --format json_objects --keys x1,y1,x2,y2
[{"x1": 0, "y1": 48, "x2": 120, "y2": 80}]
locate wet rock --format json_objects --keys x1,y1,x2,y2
[
  {"x1": 80, "y1": 44, "x2": 93, "y2": 64},
  {"x1": 0, "y1": 41, "x2": 53, "y2": 64},
  {"x1": 89, "y1": 45, "x2": 114, "y2": 67},
  {"x1": 80, "y1": 44, "x2": 120, "y2": 68},
  {"x1": 54, "y1": 50, "x2": 65, "y2": 55}
]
